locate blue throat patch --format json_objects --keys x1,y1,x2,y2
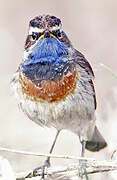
[{"x1": 22, "y1": 37, "x2": 69, "y2": 84}]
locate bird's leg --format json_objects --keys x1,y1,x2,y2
[
  {"x1": 33, "y1": 130, "x2": 60, "y2": 178},
  {"x1": 79, "y1": 140, "x2": 88, "y2": 180},
  {"x1": 43, "y1": 130, "x2": 60, "y2": 168},
  {"x1": 81, "y1": 140, "x2": 86, "y2": 157}
]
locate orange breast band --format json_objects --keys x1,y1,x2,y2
[{"x1": 19, "y1": 67, "x2": 77, "y2": 103}]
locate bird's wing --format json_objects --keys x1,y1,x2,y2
[
  {"x1": 73, "y1": 50, "x2": 94, "y2": 77},
  {"x1": 72, "y1": 50, "x2": 97, "y2": 109}
]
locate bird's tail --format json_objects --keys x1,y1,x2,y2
[{"x1": 85, "y1": 126, "x2": 107, "y2": 152}]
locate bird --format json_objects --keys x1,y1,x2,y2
[{"x1": 11, "y1": 14, "x2": 107, "y2": 178}]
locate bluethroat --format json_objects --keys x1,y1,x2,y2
[{"x1": 11, "y1": 14, "x2": 107, "y2": 178}]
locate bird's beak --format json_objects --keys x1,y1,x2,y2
[{"x1": 39, "y1": 31, "x2": 56, "y2": 40}]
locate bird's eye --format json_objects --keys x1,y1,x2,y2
[
  {"x1": 32, "y1": 32, "x2": 38, "y2": 41},
  {"x1": 52, "y1": 29, "x2": 61, "y2": 38},
  {"x1": 31, "y1": 32, "x2": 43, "y2": 41},
  {"x1": 38, "y1": 32, "x2": 42, "y2": 37},
  {"x1": 57, "y1": 29, "x2": 61, "y2": 37}
]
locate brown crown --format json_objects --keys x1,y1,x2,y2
[{"x1": 29, "y1": 15, "x2": 61, "y2": 29}]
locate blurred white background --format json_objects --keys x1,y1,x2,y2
[{"x1": 0, "y1": 0, "x2": 117, "y2": 179}]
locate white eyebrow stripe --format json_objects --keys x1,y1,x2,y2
[
  {"x1": 28, "y1": 27, "x2": 44, "y2": 34},
  {"x1": 49, "y1": 25, "x2": 61, "y2": 31},
  {"x1": 29, "y1": 25, "x2": 61, "y2": 35}
]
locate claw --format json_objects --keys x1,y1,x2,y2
[
  {"x1": 25, "y1": 159, "x2": 50, "y2": 179},
  {"x1": 32, "y1": 165, "x2": 47, "y2": 179},
  {"x1": 78, "y1": 160, "x2": 88, "y2": 180},
  {"x1": 33, "y1": 159, "x2": 50, "y2": 178}
]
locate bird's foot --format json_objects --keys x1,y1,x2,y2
[
  {"x1": 33, "y1": 161, "x2": 49, "y2": 179},
  {"x1": 25, "y1": 159, "x2": 50, "y2": 179},
  {"x1": 78, "y1": 160, "x2": 88, "y2": 180}
]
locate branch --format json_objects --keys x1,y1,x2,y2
[
  {"x1": 0, "y1": 147, "x2": 94, "y2": 161},
  {"x1": 16, "y1": 160, "x2": 117, "y2": 180},
  {"x1": 0, "y1": 147, "x2": 117, "y2": 180}
]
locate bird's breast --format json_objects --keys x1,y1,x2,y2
[{"x1": 19, "y1": 64, "x2": 78, "y2": 103}]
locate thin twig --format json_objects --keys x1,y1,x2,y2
[
  {"x1": 100, "y1": 63, "x2": 117, "y2": 79},
  {"x1": 111, "y1": 149, "x2": 117, "y2": 160},
  {"x1": 0, "y1": 147, "x2": 95, "y2": 161}
]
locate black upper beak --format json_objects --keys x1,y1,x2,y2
[{"x1": 45, "y1": 32, "x2": 50, "y2": 38}]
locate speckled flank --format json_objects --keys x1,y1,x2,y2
[{"x1": 19, "y1": 68, "x2": 77, "y2": 103}]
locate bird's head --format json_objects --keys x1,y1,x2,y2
[
  {"x1": 21, "y1": 15, "x2": 73, "y2": 84},
  {"x1": 23, "y1": 15, "x2": 72, "y2": 63}
]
